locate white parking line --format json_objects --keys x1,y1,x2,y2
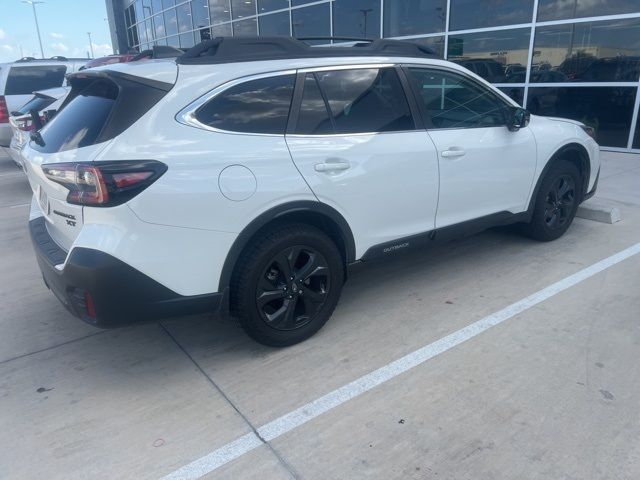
[{"x1": 161, "y1": 242, "x2": 640, "y2": 480}]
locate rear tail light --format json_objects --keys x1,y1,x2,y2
[
  {"x1": 0, "y1": 96, "x2": 8, "y2": 124},
  {"x1": 41, "y1": 161, "x2": 167, "y2": 207},
  {"x1": 15, "y1": 115, "x2": 45, "y2": 132}
]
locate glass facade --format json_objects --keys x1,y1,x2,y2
[{"x1": 118, "y1": 0, "x2": 640, "y2": 150}]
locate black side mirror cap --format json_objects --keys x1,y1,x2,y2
[{"x1": 507, "y1": 106, "x2": 530, "y2": 132}]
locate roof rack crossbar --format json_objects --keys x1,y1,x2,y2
[{"x1": 176, "y1": 36, "x2": 437, "y2": 65}]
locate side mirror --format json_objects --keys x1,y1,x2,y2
[{"x1": 507, "y1": 106, "x2": 530, "y2": 132}]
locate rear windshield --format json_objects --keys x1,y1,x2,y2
[
  {"x1": 14, "y1": 95, "x2": 56, "y2": 116},
  {"x1": 31, "y1": 74, "x2": 170, "y2": 153},
  {"x1": 33, "y1": 79, "x2": 117, "y2": 153},
  {"x1": 4, "y1": 66, "x2": 67, "y2": 95}
]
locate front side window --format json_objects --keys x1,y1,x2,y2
[
  {"x1": 297, "y1": 68, "x2": 414, "y2": 135},
  {"x1": 5, "y1": 66, "x2": 67, "y2": 95},
  {"x1": 407, "y1": 68, "x2": 508, "y2": 129},
  {"x1": 195, "y1": 74, "x2": 295, "y2": 134}
]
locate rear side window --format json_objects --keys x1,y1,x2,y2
[
  {"x1": 14, "y1": 96, "x2": 56, "y2": 116},
  {"x1": 195, "y1": 74, "x2": 295, "y2": 134},
  {"x1": 295, "y1": 74, "x2": 333, "y2": 135},
  {"x1": 34, "y1": 79, "x2": 117, "y2": 153},
  {"x1": 4, "y1": 66, "x2": 67, "y2": 95},
  {"x1": 297, "y1": 68, "x2": 414, "y2": 135}
]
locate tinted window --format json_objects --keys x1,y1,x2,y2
[
  {"x1": 209, "y1": 0, "x2": 232, "y2": 24},
  {"x1": 35, "y1": 80, "x2": 117, "y2": 153},
  {"x1": 533, "y1": 19, "x2": 640, "y2": 83},
  {"x1": 332, "y1": 0, "x2": 381, "y2": 40},
  {"x1": 259, "y1": 11, "x2": 290, "y2": 36},
  {"x1": 258, "y1": 0, "x2": 289, "y2": 13},
  {"x1": 450, "y1": 0, "x2": 533, "y2": 30},
  {"x1": 447, "y1": 28, "x2": 530, "y2": 84},
  {"x1": 233, "y1": 17, "x2": 258, "y2": 35},
  {"x1": 196, "y1": 75, "x2": 295, "y2": 134},
  {"x1": 408, "y1": 68, "x2": 507, "y2": 129},
  {"x1": 383, "y1": 0, "x2": 446, "y2": 37},
  {"x1": 313, "y1": 68, "x2": 414, "y2": 134},
  {"x1": 231, "y1": 0, "x2": 255, "y2": 19},
  {"x1": 292, "y1": 3, "x2": 330, "y2": 44},
  {"x1": 537, "y1": 0, "x2": 640, "y2": 21},
  {"x1": 4, "y1": 66, "x2": 67, "y2": 95},
  {"x1": 296, "y1": 74, "x2": 333, "y2": 135},
  {"x1": 14, "y1": 96, "x2": 56, "y2": 116},
  {"x1": 527, "y1": 87, "x2": 636, "y2": 148}
]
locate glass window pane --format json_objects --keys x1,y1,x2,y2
[
  {"x1": 167, "y1": 34, "x2": 180, "y2": 47},
  {"x1": 259, "y1": 11, "x2": 290, "y2": 36},
  {"x1": 291, "y1": 0, "x2": 315, "y2": 5},
  {"x1": 179, "y1": 32, "x2": 195, "y2": 48},
  {"x1": 196, "y1": 26, "x2": 212, "y2": 42},
  {"x1": 177, "y1": 3, "x2": 193, "y2": 32},
  {"x1": 296, "y1": 74, "x2": 333, "y2": 135},
  {"x1": 258, "y1": 0, "x2": 289, "y2": 13},
  {"x1": 145, "y1": 20, "x2": 154, "y2": 43},
  {"x1": 450, "y1": 0, "x2": 533, "y2": 30},
  {"x1": 210, "y1": 0, "x2": 232, "y2": 24},
  {"x1": 292, "y1": 3, "x2": 330, "y2": 44},
  {"x1": 137, "y1": 19, "x2": 148, "y2": 43},
  {"x1": 527, "y1": 87, "x2": 636, "y2": 147},
  {"x1": 162, "y1": 0, "x2": 175, "y2": 10},
  {"x1": 131, "y1": 24, "x2": 140, "y2": 46},
  {"x1": 5, "y1": 66, "x2": 68, "y2": 95},
  {"x1": 498, "y1": 87, "x2": 524, "y2": 105},
  {"x1": 135, "y1": 0, "x2": 144, "y2": 22},
  {"x1": 125, "y1": 7, "x2": 132, "y2": 28},
  {"x1": 411, "y1": 36, "x2": 445, "y2": 59},
  {"x1": 142, "y1": 0, "x2": 153, "y2": 17},
  {"x1": 333, "y1": 0, "x2": 381, "y2": 40},
  {"x1": 315, "y1": 68, "x2": 414, "y2": 134},
  {"x1": 196, "y1": 75, "x2": 295, "y2": 134},
  {"x1": 211, "y1": 22, "x2": 232, "y2": 36},
  {"x1": 164, "y1": 8, "x2": 178, "y2": 36},
  {"x1": 231, "y1": 0, "x2": 255, "y2": 19},
  {"x1": 154, "y1": 13, "x2": 166, "y2": 38},
  {"x1": 407, "y1": 68, "x2": 508, "y2": 129},
  {"x1": 192, "y1": 0, "x2": 210, "y2": 28},
  {"x1": 383, "y1": 0, "x2": 446, "y2": 37},
  {"x1": 447, "y1": 28, "x2": 530, "y2": 83},
  {"x1": 151, "y1": 0, "x2": 163, "y2": 14},
  {"x1": 233, "y1": 17, "x2": 257, "y2": 35},
  {"x1": 533, "y1": 19, "x2": 640, "y2": 83},
  {"x1": 537, "y1": 0, "x2": 640, "y2": 22}
]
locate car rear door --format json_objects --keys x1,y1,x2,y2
[
  {"x1": 404, "y1": 66, "x2": 537, "y2": 229},
  {"x1": 285, "y1": 66, "x2": 440, "y2": 259}
]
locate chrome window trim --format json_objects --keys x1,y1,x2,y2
[{"x1": 175, "y1": 69, "x2": 297, "y2": 137}]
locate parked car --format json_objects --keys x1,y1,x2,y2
[
  {"x1": 0, "y1": 57, "x2": 87, "y2": 146},
  {"x1": 22, "y1": 37, "x2": 600, "y2": 347},
  {"x1": 8, "y1": 86, "x2": 70, "y2": 169}
]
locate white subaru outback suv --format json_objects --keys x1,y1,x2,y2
[{"x1": 23, "y1": 37, "x2": 599, "y2": 347}]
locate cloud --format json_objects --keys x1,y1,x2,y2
[
  {"x1": 0, "y1": 28, "x2": 6, "y2": 40},
  {"x1": 1, "y1": 44, "x2": 13, "y2": 52},
  {"x1": 50, "y1": 32, "x2": 64, "y2": 39},
  {"x1": 91, "y1": 42, "x2": 114, "y2": 57},
  {"x1": 51, "y1": 42, "x2": 69, "y2": 52}
]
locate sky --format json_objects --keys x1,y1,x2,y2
[{"x1": 0, "y1": 0, "x2": 114, "y2": 63}]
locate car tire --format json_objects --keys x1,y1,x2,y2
[
  {"x1": 521, "y1": 160, "x2": 582, "y2": 242},
  {"x1": 231, "y1": 224, "x2": 344, "y2": 347}
]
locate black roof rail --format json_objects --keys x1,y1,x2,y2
[
  {"x1": 131, "y1": 45, "x2": 185, "y2": 61},
  {"x1": 16, "y1": 57, "x2": 38, "y2": 62},
  {"x1": 49, "y1": 56, "x2": 68, "y2": 61},
  {"x1": 177, "y1": 36, "x2": 437, "y2": 65}
]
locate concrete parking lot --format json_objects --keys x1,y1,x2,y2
[{"x1": 1, "y1": 148, "x2": 639, "y2": 480}]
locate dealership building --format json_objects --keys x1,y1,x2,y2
[{"x1": 104, "y1": 0, "x2": 640, "y2": 152}]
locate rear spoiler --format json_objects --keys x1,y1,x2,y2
[{"x1": 66, "y1": 69, "x2": 174, "y2": 92}]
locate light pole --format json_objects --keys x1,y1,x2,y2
[
  {"x1": 87, "y1": 32, "x2": 94, "y2": 57},
  {"x1": 22, "y1": 0, "x2": 45, "y2": 59}
]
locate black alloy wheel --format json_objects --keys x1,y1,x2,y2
[
  {"x1": 543, "y1": 174, "x2": 576, "y2": 229},
  {"x1": 256, "y1": 246, "x2": 330, "y2": 331}
]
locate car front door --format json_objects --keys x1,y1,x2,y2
[
  {"x1": 286, "y1": 66, "x2": 440, "y2": 259},
  {"x1": 404, "y1": 66, "x2": 537, "y2": 229}
]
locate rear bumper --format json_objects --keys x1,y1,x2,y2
[{"x1": 29, "y1": 216, "x2": 225, "y2": 328}]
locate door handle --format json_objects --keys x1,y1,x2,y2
[
  {"x1": 441, "y1": 148, "x2": 466, "y2": 158},
  {"x1": 314, "y1": 161, "x2": 350, "y2": 172}
]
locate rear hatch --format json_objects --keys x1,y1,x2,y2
[{"x1": 23, "y1": 61, "x2": 177, "y2": 252}]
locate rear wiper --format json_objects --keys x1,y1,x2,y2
[{"x1": 30, "y1": 130, "x2": 45, "y2": 147}]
